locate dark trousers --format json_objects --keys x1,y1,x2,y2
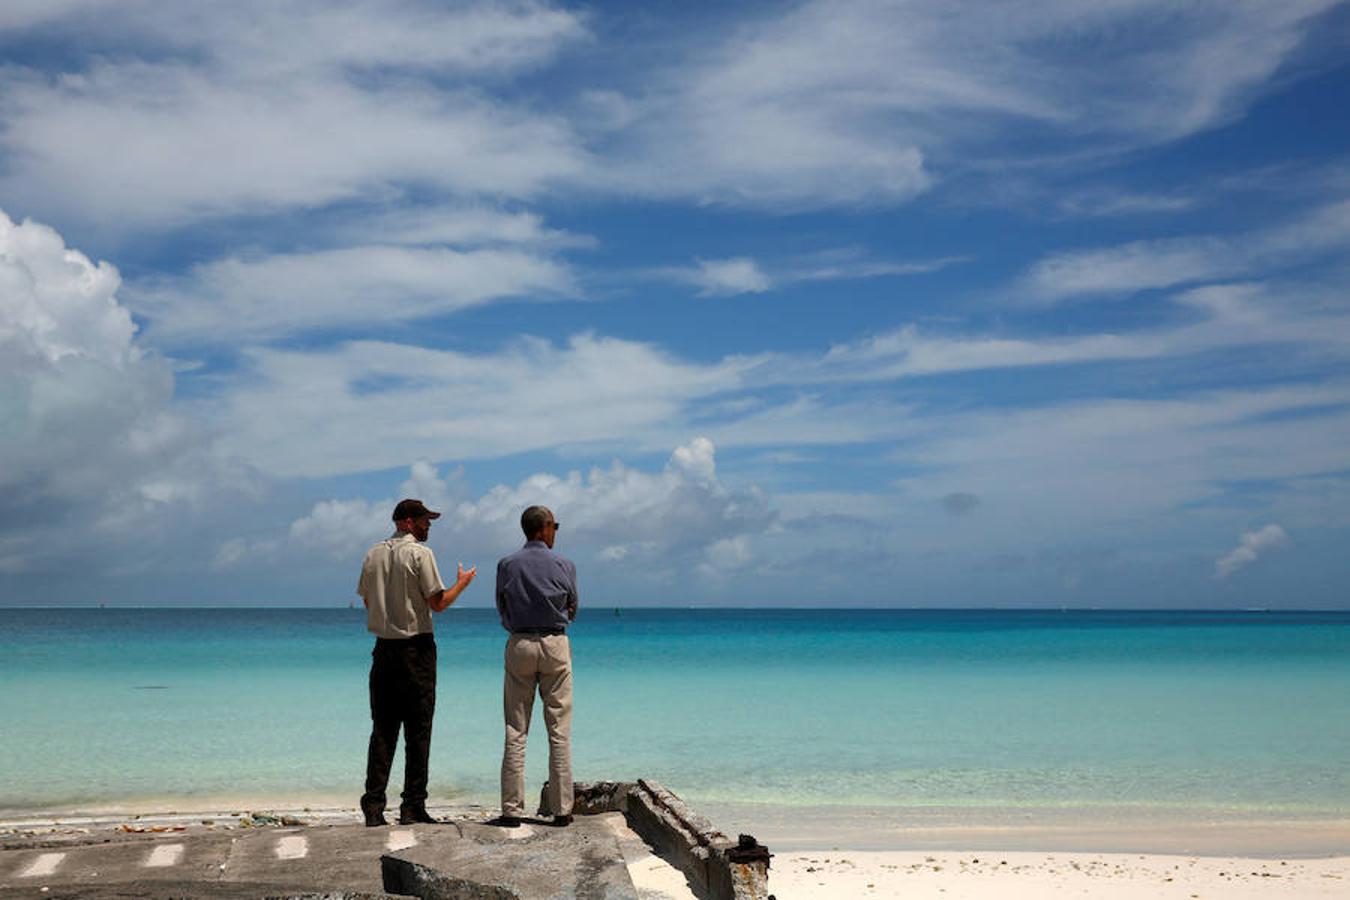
[{"x1": 361, "y1": 634, "x2": 437, "y2": 814}]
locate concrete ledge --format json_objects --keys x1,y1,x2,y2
[
  {"x1": 0, "y1": 783, "x2": 769, "y2": 899},
  {"x1": 539, "y1": 780, "x2": 772, "y2": 900}
]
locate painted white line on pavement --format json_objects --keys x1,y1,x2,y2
[
  {"x1": 20, "y1": 852, "x2": 65, "y2": 877},
  {"x1": 275, "y1": 835, "x2": 308, "y2": 860},
  {"x1": 145, "y1": 843, "x2": 185, "y2": 867},
  {"x1": 386, "y1": 829, "x2": 417, "y2": 851}
]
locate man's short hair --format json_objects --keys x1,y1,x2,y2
[{"x1": 521, "y1": 505, "x2": 552, "y2": 539}]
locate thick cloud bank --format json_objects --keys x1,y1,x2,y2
[{"x1": 0, "y1": 210, "x2": 247, "y2": 570}]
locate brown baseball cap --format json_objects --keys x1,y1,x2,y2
[{"x1": 392, "y1": 498, "x2": 440, "y2": 521}]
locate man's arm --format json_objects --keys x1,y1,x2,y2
[
  {"x1": 565, "y1": 559, "x2": 578, "y2": 622},
  {"x1": 495, "y1": 558, "x2": 512, "y2": 631},
  {"x1": 357, "y1": 555, "x2": 372, "y2": 609},
  {"x1": 427, "y1": 563, "x2": 476, "y2": 613}
]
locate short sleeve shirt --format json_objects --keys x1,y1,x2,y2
[{"x1": 358, "y1": 532, "x2": 445, "y2": 638}]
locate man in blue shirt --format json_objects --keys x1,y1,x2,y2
[{"x1": 493, "y1": 505, "x2": 578, "y2": 827}]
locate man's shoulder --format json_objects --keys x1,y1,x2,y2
[
  {"x1": 542, "y1": 548, "x2": 576, "y2": 575},
  {"x1": 403, "y1": 540, "x2": 437, "y2": 562},
  {"x1": 497, "y1": 545, "x2": 529, "y2": 568},
  {"x1": 498, "y1": 544, "x2": 571, "y2": 567}
]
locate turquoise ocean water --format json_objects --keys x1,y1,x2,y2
[{"x1": 2, "y1": 608, "x2": 1348, "y2": 817}]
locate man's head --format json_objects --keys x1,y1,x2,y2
[
  {"x1": 521, "y1": 505, "x2": 559, "y2": 548},
  {"x1": 393, "y1": 498, "x2": 440, "y2": 542}
]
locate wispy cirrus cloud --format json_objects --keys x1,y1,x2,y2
[
  {"x1": 0, "y1": 0, "x2": 587, "y2": 75},
  {"x1": 0, "y1": 2, "x2": 590, "y2": 230},
  {"x1": 128, "y1": 244, "x2": 576, "y2": 344},
  {"x1": 589, "y1": 0, "x2": 1341, "y2": 209},
  {"x1": 1021, "y1": 198, "x2": 1350, "y2": 303},
  {"x1": 1055, "y1": 189, "x2": 1198, "y2": 219},
  {"x1": 331, "y1": 205, "x2": 594, "y2": 250},
  {"x1": 207, "y1": 334, "x2": 751, "y2": 478},
  {"x1": 810, "y1": 279, "x2": 1350, "y2": 384},
  {"x1": 652, "y1": 250, "x2": 967, "y2": 298},
  {"x1": 1, "y1": 69, "x2": 589, "y2": 230},
  {"x1": 1, "y1": 0, "x2": 1342, "y2": 233},
  {"x1": 197, "y1": 269, "x2": 1350, "y2": 480},
  {"x1": 1215, "y1": 524, "x2": 1290, "y2": 579}
]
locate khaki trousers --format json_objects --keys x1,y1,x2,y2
[{"x1": 500, "y1": 633, "x2": 573, "y2": 817}]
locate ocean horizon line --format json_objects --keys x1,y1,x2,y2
[
  {"x1": 2, "y1": 604, "x2": 1350, "y2": 612},
  {"x1": 4, "y1": 604, "x2": 1350, "y2": 613}
]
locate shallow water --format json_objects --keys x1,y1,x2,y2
[{"x1": 2, "y1": 608, "x2": 1348, "y2": 815}]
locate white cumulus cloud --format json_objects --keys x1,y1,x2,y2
[
  {"x1": 0, "y1": 209, "x2": 256, "y2": 567},
  {"x1": 282, "y1": 439, "x2": 774, "y2": 589},
  {"x1": 288, "y1": 461, "x2": 467, "y2": 560},
  {"x1": 690, "y1": 257, "x2": 772, "y2": 297}
]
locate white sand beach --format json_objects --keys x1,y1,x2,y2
[
  {"x1": 707, "y1": 803, "x2": 1350, "y2": 899},
  {"x1": 767, "y1": 850, "x2": 1350, "y2": 899},
  {"x1": 613, "y1": 836, "x2": 1347, "y2": 900}
]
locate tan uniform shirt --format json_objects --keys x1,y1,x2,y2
[{"x1": 358, "y1": 532, "x2": 445, "y2": 639}]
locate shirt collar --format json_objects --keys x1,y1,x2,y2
[{"x1": 524, "y1": 540, "x2": 549, "y2": 549}]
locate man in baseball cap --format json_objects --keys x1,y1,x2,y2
[{"x1": 357, "y1": 498, "x2": 475, "y2": 826}]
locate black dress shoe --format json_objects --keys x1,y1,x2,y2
[
  {"x1": 364, "y1": 811, "x2": 388, "y2": 827},
  {"x1": 488, "y1": 815, "x2": 521, "y2": 828},
  {"x1": 399, "y1": 807, "x2": 440, "y2": 825},
  {"x1": 549, "y1": 814, "x2": 573, "y2": 827}
]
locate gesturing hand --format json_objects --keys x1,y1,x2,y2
[{"x1": 456, "y1": 562, "x2": 477, "y2": 587}]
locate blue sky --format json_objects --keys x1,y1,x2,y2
[{"x1": 3, "y1": 0, "x2": 1349, "y2": 608}]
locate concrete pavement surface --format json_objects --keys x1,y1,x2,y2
[{"x1": 0, "y1": 808, "x2": 674, "y2": 899}]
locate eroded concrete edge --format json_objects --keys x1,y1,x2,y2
[
  {"x1": 381, "y1": 855, "x2": 520, "y2": 900},
  {"x1": 554, "y1": 780, "x2": 772, "y2": 900}
]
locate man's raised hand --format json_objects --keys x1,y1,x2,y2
[{"x1": 456, "y1": 562, "x2": 477, "y2": 587}]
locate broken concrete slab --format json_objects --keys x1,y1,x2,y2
[
  {"x1": 383, "y1": 812, "x2": 637, "y2": 900},
  {"x1": 381, "y1": 857, "x2": 520, "y2": 899}
]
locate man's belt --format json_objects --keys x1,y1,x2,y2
[
  {"x1": 512, "y1": 626, "x2": 566, "y2": 636},
  {"x1": 374, "y1": 633, "x2": 435, "y2": 646}
]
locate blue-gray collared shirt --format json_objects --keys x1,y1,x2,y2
[{"x1": 495, "y1": 540, "x2": 578, "y2": 632}]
